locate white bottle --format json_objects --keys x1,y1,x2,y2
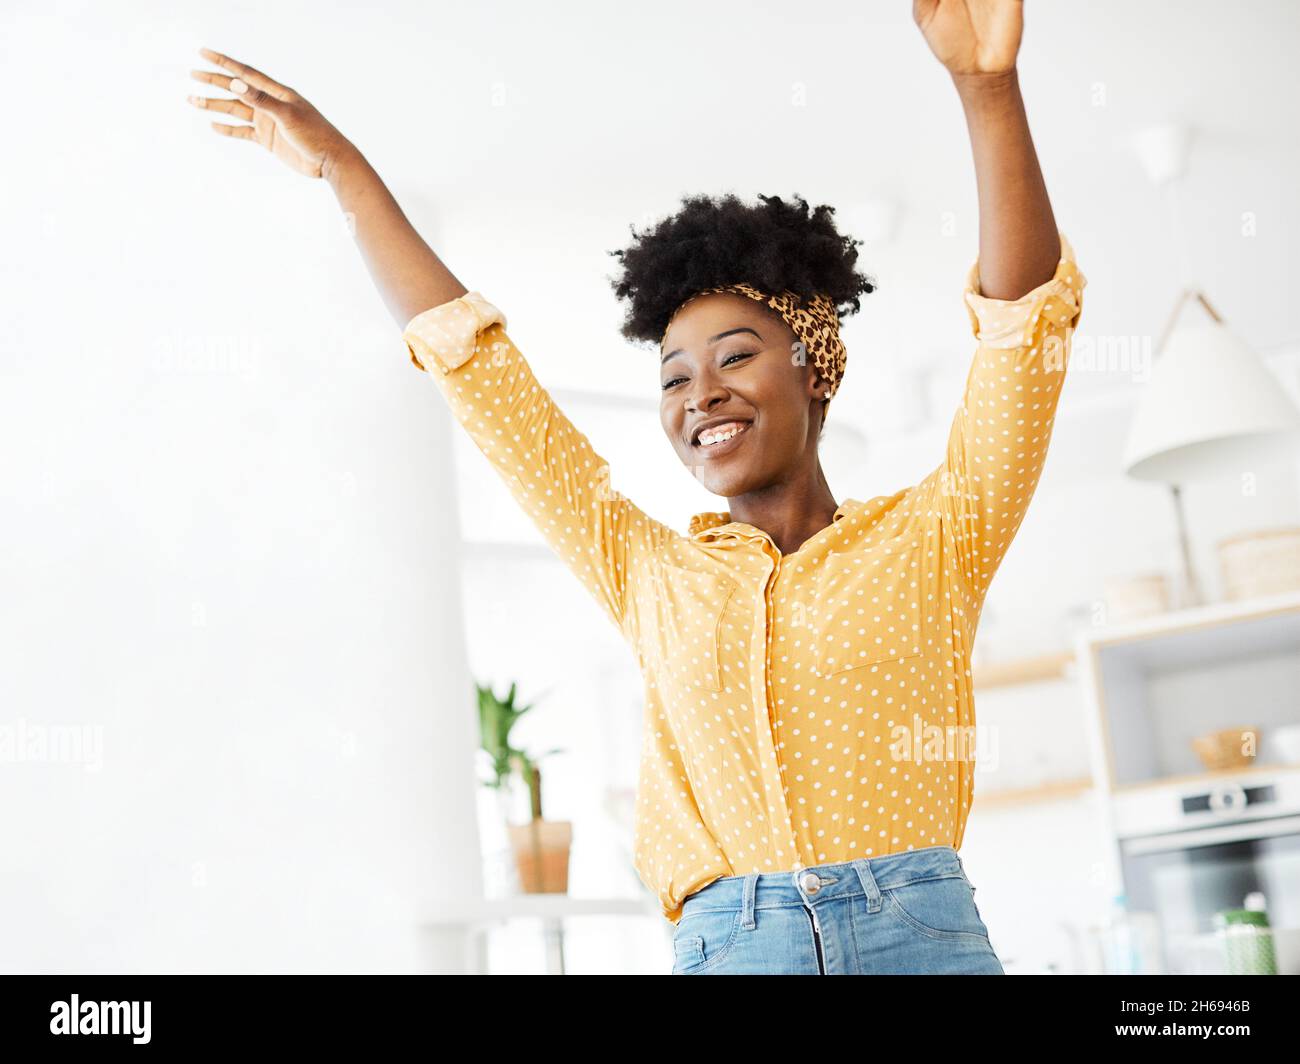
[{"x1": 1103, "y1": 892, "x2": 1163, "y2": 974}]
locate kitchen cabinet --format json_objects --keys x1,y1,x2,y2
[{"x1": 1076, "y1": 589, "x2": 1300, "y2": 973}]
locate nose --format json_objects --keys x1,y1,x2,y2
[{"x1": 685, "y1": 372, "x2": 730, "y2": 415}]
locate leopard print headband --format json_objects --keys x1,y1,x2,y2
[{"x1": 664, "y1": 282, "x2": 848, "y2": 407}]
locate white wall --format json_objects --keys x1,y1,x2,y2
[{"x1": 0, "y1": 7, "x2": 484, "y2": 972}]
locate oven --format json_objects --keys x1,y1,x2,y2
[{"x1": 1119, "y1": 811, "x2": 1300, "y2": 973}]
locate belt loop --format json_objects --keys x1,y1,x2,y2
[
  {"x1": 740, "y1": 872, "x2": 759, "y2": 930},
  {"x1": 953, "y1": 849, "x2": 972, "y2": 885},
  {"x1": 852, "y1": 857, "x2": 883, "y2": 913}
]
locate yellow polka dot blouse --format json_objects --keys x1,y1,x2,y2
[{"x1": 403, "y1": 233, "x2": 1086, "y2": 923}]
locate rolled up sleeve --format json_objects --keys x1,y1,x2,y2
[{"x1": 402, "y1": 292, "x2": 673, "y2": 635}]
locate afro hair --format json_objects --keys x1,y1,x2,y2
[{"x1": 606, "y1": 191, "x2": 877, "y2": 348}]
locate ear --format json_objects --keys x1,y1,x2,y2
[
  {"x1": 808, "y1": 370, "x2": 831, "y2": 438},
  {"x1": 810, "y1": 372, "x2": 831, "y2": 404},
  {"x1": 804, "y1": 363, "x2": 828, "y2": 398}
]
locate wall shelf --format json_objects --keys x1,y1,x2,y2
[
  {"x1": 1110, "y1": 761, "x2": 1300, "y2": 795},
  {"x1": 975, "y1": 776, "x2": 1095, "y2": 808},
  {"x1": 1077, "y1": 589, "x2": 1300, "y2": 796},
  {"x1": 1075, "y1": 588, "x2": 1300, "y2": 848},
  {"x1": 973, "y1": 650, "x2": 1075, "y2": 690}
]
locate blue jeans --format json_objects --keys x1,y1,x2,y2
[{"x1": 670, "y1": 844, "x2": 1004, "y2": 974}]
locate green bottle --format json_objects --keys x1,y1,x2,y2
[{"x1": 1215, "y1": 894, "x2": 1277, "y2": 975}]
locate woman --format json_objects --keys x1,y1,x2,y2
[{"x1": 187, "y1": 0, "x2": 1084, "y2": 974}]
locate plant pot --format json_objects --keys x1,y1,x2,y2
[{"x1": 507, "y1": 818, "x2": 572, "y2": 894}]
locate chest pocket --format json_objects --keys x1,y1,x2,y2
[
  {"x1": 653, "y1": 563, "x2": 736, "y2": 692},
  {"x1": 811, "y1": 536, "x2": 923, "y2": 677}
]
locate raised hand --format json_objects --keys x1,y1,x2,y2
[
  {"x1": 186, "y1": 47, "x2": 349, "y2": 179},
  {"x1": 913, "y1": 0, "x2": 1023, "y2": 76}
]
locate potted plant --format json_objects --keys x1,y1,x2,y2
[{"x1": 475, "y1": 680, "x2": 572, "y2": 894}]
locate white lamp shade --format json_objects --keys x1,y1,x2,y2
[{"x1": 1123, "y1": 322, "x2": 1300, "y2": 482}]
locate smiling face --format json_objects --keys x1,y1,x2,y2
[{"x1": 659, "y1": 291, "x2": 828, "y2": 498}]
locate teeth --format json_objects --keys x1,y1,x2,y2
[{"x1": 699, "y1": 422, "x2": 747, "y2": 446}]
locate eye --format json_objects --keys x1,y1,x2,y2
[
  {"x1": 723, "y1": 351, "x2": 756, "y2": 367},
  {"x1": 661, "y1": 352, "x2": 756, "y2": 391}
]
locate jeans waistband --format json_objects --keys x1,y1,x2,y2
[{"x1": 679, "y1": 845, "x2": 970, "y2": 927}]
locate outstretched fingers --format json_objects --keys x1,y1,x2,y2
[
  {"x1": 186, "y1": 94, "x2": 254, "y2": 122},
  {"x1": 207, "y1": 121, "x2": 255, "y2": 141},
  {"x1": 196, "y1": 46, "x2": 296, "y2": 101}
]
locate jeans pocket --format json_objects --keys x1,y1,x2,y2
[
  {"x1": 671, "y1": 908, "x2": 742, "y2": 973},
  {"x1": 671, "y1": 934, "x2": 707, "y2": 974},
  {"x1": 884, "y1": 875, "x2": 991, "y2": 942}
]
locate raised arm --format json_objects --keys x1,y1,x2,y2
[
  {"x1": 401, "y1": 293, "x2": 677, "y2": 633},
  {"x1": 187, "y1": 48, "x2": 675, "y2": 633},
  {"x1": 913, "y1": 1, "x2": 1086, "y2": 603},
  {"x1": 187, "y1": 47, "x2": 465, "y2": 326},
  {"x1": 914, "y1": 0, "x2": 1059, "y2": 298}
]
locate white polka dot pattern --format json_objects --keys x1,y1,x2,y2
[
  {"x1": 400, "y1": 232, "x2": 1086, "y2": 924},
  {"x1": 938, "y1": 232, "x2": 1086, "y2": 604},
  {"x1": 404, "y1": 292, "x2": 675, "y2": 633}
]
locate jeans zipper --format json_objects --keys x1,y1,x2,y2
[{"x1": 808, "y1": 906, "x2": 826, "y2": 974}]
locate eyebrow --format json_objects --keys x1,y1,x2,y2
[{"x1": 661, "y1": 326, "x2": 763, "y2": 365}]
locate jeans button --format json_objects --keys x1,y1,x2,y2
[{"x1": 800, "y1": 871, "x2": 821, "y2": 894}]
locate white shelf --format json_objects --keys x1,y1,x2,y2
[
  {"x1": 1076, "y1": 588, "x2": 1300, "y2": 828},
  {"x1": 1079, "y1": 588, "x2": 1300, "y2": 653},
  {"x1": 416, "y1": 896, "x2": 663, "y2": 974},
  {"x1": 422, "y1": 895, "x2": 658, "y2": 927}
]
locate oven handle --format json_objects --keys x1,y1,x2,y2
[{"x1": 1121, "y1": 814, "x2": 1300, "y2": 856}]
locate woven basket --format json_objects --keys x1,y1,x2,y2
[
  {"x1": 1103, "y1": 572, "x2": 1170, "y2": 621},
  {"x1": 1192, "y1": 727, "x2": 1261, "y2": 772},
  {"x1": 1217, "y1": 527, "x2": 1300, "y2": 601}
]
